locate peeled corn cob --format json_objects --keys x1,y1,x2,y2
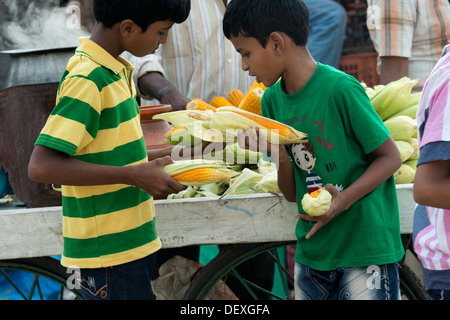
[
  {"x1": 211, "y1": 96, "x2": 233, "y2": 108},
  {"x1": 172, "y1": 167, "x2": 230, "y2": 185},
  {"x1": 238, "y1": 87, "x2": 264, "y2": 115},
  {"x1": 164, "y1": 159, "x2": 238, "y2": 186},
  {"x1": 301, "y1": 188, "x2": 332, "y2": 216},
  {"x1": 186, "y1": 98, "x2": 217, "y2": 112},
  {"x1": 229, "y1": 108, "x2": 291, "y2": 138},
  {"x1": 227, "y1": 89, "x2": 245, "y2": 107}
]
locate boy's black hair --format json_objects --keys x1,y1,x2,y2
[
  {"x1": 94, "y1": 0, "x2": 191, "y2": 32},
  {"x1": 223, "y1": 0, "x2": 309, "y2": 48}
]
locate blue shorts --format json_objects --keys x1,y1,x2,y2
[
  {"x1": 294, "y1": 262, "x2": 401, "y2": 300},
  {"x1": 79, "y1": 254, "x2": 156, "y2": 300}
]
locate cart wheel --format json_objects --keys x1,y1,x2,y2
[
  {"x1": 183, "y1": 241, "x2": 429, "y2": 300},
  {"x1": 0, "y1": 257, "x2": 82, "y2": 300},
  {"x1": 184, "y1": 241, "x2": 295, "y2": 300}
]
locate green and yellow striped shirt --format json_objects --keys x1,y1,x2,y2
[{"x1": 36, "y1": 37, "x2": 161, "y2": 268}]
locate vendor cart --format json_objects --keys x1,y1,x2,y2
[{"x1": 0, "y1": 184, "x2": 429, "y2": 300}]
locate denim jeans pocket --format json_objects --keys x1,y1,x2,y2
[{"x1": 80, "y1": 267, "x2": 109, "y2": 300}]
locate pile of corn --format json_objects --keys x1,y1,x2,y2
[
  {"x1": 165, "y1": 157, "x2": 280, "y2": 199},
  {"x1": 153, "y1": 81, "x2": 307, "y2": 199},
  {"x1": 364, "y1": 77, "x2": 420, "y2": 184},
  {"x1": 158, "y1": 77, "x2": 421, "y2": 199}
]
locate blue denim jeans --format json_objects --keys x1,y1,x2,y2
[
  {"x1": 304, "y1": 0, "x2": 347, "y2": 68},
  {"x1": 79, "y1": 254, "x2": 156, "y2": 300},
  {"x1": 294, "y1": 262, "x2": 401, "y2": 300},
  {"x1": 427, "y1": 289, "x2": 450, "y2": 300}
]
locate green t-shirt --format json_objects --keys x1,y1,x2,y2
[{"x1": 262, "y1": 63, "x2": 404, "y2": 271}]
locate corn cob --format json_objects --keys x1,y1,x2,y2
[
  {"x1": 166, "y1": 126, "x2": 186, "y2": 136},
  {"x1": 211, "y1": 96, "x2": 233, "y2": 108},
  {"x1": 407, "y1": 137, "x2": 419, "y2": 160},
  {"x1": 164, "y1": 159, "x2": 238, "y2": 186},
  {"x1": 187, "y1": 106, "x2": 307, "y2": 144},
  {"x1": 172, "y1": 167, "x2": 230, "y2": 185},
  {"x1": 227, "y1": 89, "x2": 245, "y2": 107},
  {"x1": 186, "y1": 98, "x2": 217, "y2": 112},
  {"x1": 384, "y1": 115, "x2": 417, "y2": 141},
  {"x1": 301, "y1": 188, "x2": 332, "y2": 216},
  {"x1": 153, "y1": 110, "x2": 206, "y2": 128},
  {"x1": 229, "y1": 108, "x2": 293, "y2": 138},
  {"x1": 238, "y1": 87, "x2": 264, "y2": 115},
  {"x1": 394, "y1": 164, "x2": 415, "y2": 184},
  {"x1": 164, "y1": 126, "x2": 201, "y2": 146},
  {"x1": 370, "y1": 77, "x2": 418, "y2": 120},
  {"x1": 395, "y1": 140, "x2": 414, "y2": 162}
]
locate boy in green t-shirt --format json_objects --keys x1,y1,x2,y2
[
  {"x1": 28, "y1": 0, "x2": 190, "y2": 300},
  {"x1": 224, "y1": 0, "x2": 405, "y2": 300}
]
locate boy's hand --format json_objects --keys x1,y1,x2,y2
[
  {"x1": 237, "y1": 126, "x2": 274, "y2": 155},
  {"x1": 133, "y1": 156, "x2": 186, "y2": 199},
  {"x1": 295, "y1": 184, "x2": 341, "y2": 239}
]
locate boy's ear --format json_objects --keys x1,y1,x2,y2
[
  {"x1": 268, "y1": 32, "x2": 285, "y2": 55},
  {"x1": 119, "y1": 19, "x2": 137, "y2": 37}
]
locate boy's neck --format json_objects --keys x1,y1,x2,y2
[
  {"x1": 282, "y1": 48, "x2": 317, "y2": 95},
  {"x1": 90, "y1": 22, "x2": 124, "y2": 60}
]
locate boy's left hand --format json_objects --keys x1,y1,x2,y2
[
  {"x1": 296, "y1": 184, "x2": 341, "y2": 239},
  {"x1": 237, "y1": 126, "x2": 274, "y2": 156}
]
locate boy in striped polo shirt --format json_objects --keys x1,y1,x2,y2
[
  {"x1": 413, "y1": 44, "x2": 450, "y2": 300},
  {"x1": 28, "y1": 0, "x2": 190, "y2": 300}
]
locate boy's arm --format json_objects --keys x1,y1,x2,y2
[
  {"x1": 272, "y1": 144, "x2": 296, "y2": 202},
  {"x1": 237, "y1": 127, "x2": 297, "y2": 202},
  {"x1": 138, "y1": 72, "x2": 190, "y2": 111},
  {"x1": 413, "y1": 159, "x2": 450, "y2": 210},
  {"x1": 28, "y1": 145, "x2": 186, "y2": 199},
  {"x1": 300, "y1": 136, "x2": 403, "y2": 238}
]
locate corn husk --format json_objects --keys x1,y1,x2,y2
[
  {"x1": 220, "y1": 168, "x2": 265, "y2": 197},
  {"x1": 186, "y1": 106, "x2": 307, "y2": 144}
]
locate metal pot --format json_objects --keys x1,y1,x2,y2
[
  {"x1": 0, "y1": 46, "x2": 76, "y2": 207},
  {"x1": 0, "y1": 46, "x2": 76, "y2": 90}
]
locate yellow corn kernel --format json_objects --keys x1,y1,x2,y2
[
  {"x1": 247, "y1": 80, "x2": 266, "y2": 92},
  {"x1": 227, "y1": 89, "x2": 245, "y2": 107},
  {"x1": 238, "y1": 87, "x2": 264, "y2": 115},
  {"x1": 211, "y1": 96, "x2": 233, "y2": 108},
  {"x1": 186, "y1": 98, "x2": 217, "y2": 112},
  {"x1": 171, "y1": 167, "x2": 230, "y2": 184},
  {"x1": 309, "y1": 190, "x2": 320, "y2": 198},
  {"x1": 229, "y1": 109, "x2": 293, "y2": 138},
  {"x1": 165, "y1": 126, "x2": 186, "y2": 138}
]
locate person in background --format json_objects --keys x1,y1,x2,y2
[
  {"x1": 125, "y1": 0, "x2": 347, "y2": 110},
  {"x1": 125, "y1": 0, "x2": 255, "y2": 110},
  {"x1": 304, "y1": 0, "x2": 347, "y2": 69},
  {"x1": 367, "y1": 0, "x2": 450, "y2": 91},
  {"x1": 413, "y1": 44, "x2": 450, "y2": 300}
]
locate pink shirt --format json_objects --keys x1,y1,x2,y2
[{"x1": 414, "y1": 45, "x2": 450, "y2": 273}]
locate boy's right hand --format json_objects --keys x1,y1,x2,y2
[{"x1": 132, "y1": 156, "x2": 186, "y2": 199}]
